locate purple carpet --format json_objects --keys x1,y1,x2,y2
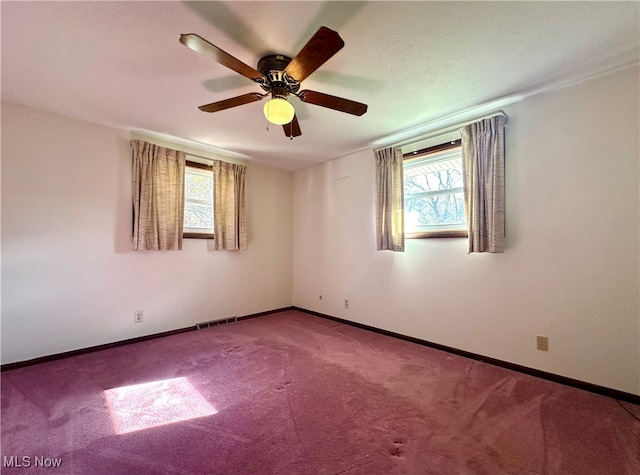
[{"x1": 2, "y1": 310, "x2": 639, "y2": 474}]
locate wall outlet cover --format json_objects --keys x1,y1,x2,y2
[{"x1": 536, "y1": 335, "x2": 548, "y2": 351}]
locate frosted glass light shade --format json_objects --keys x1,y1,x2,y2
[{"x1": 263, "y1": 98, "x2": 295, "y2": 125}]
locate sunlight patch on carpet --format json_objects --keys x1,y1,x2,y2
[{"x1": 104, "y1": 377, "x2": 217, "y2": 434}]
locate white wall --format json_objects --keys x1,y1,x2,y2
[
  {"x1": 3, "y1": 66, "x2": 639, "y2": 395},
  {"x1": 1, "y1": 101, "x2": 293, "y2": 364},
  {"x1": 292, "y1": 65, "x2": 640, "y2": 395}
]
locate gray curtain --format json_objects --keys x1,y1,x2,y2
[
  {"x1": 131, "y1": 140, "x2": 185, "y2": 251},
  {"x1": 374, "y1": 146, "x2": 404, "y2": 251},
  {"x1": 213, "y1": 160, "x2": 247, "y2": 251},
  {"x1": 460, "y1": 115, "x2": 506, "y2": 253}
]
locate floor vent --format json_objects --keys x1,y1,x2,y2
[{"x1": 197, "y1": 317, "x2": 238, "y2": 330}]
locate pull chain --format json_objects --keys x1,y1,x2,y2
[{"x1": 265, "y1": 100, "x2": 270, "y2": 132}]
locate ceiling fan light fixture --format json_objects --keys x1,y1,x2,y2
[
  {"x1": 182, "y1": 27, "x2": 367, "y2": 138},
  {"x1": 263, "y1": 97, "x2": 295, "y2": 125}
]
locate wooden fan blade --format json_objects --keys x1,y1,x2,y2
[
  {"x1": 198, "y1": 93, "x2": 264, "y2": 113},
  {"x1": 180, "y1": 34, "x2": 265, "y2": 82},
  {"x1": 283, "y1": 115, "x2": 302, "y2": 138},
  {"x1": 284, "y1": 27, "x2": 344, "y2": 82},
  {"x1": 297, "y1": 90, "x2": 368, "y2": 116}
]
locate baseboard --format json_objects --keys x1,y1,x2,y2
[
  {"x1": 238, "y1": 306, "x2": 294, "y2": 321},
  {"x1": 0, "y1": 306, "x2": 294, "y2": 372},
  {"x1": 5, "y1": 305, "x2": 638, "y2": 405},
  {"x1": 292, "y1": 307, "x2": 640, "y2": 405}
]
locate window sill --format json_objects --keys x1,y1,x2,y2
[
  {"x1": 406, "y1": 230, "x2": 468, "y2": 239},
  {"x1": 183, "y1": 233, "x2": 215, "y2": 239}
]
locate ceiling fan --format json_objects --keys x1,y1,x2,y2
[{"x1": 179, "y1": 26, "x2": 368, "y2": 138}]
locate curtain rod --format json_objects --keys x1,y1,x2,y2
[{"x1": 374, "y1": 110, "x2": 506, "y2": 152}]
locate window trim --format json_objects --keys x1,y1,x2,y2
[
  {"x1": 184, "y1": 160, "x2": 215, "y2": 240},
  {"x1": 185, "y1": 160, "x2": 213, "y2": 171},
  {"x1": 406, "y1": 229, "x2": 468, "y2": 239},
  {"x1": 403, "y1": 138, "x2": 461, "y2": 161},
  {"x1": 403, "y1": 139, "x2": 468, "y2": 239}
]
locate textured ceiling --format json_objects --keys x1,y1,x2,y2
[{"x1": 2, "y1": 1, "x2": 639, "y2": 170}]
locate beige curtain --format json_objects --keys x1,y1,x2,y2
[
  {"x1": 460, "y1": 115, "x2": 506, "y2": 253},
  {"x1": 131, "y1": 140, "x2": 185, "y2": 251},
  {"x1": 374, "y1": 146, "x2": 404, "y2": 251},
  {"x1": 213, "y1": 160, "x2": 247, "y2": 250}
]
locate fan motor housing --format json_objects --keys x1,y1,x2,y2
[
  {"x1": 257, "y1": 54, "x2": 300, "y2": 94},
  {"x1": 257, "y1": 54, "x2": 290, "y2": 74}
]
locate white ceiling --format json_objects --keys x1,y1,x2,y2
[{"x1": 2, "y1": 1, "x2": 638, "y2": 171}]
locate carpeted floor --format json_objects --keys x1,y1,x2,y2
[{"x1": 2, "y1": 310, "x2": 639, "y2": 474}]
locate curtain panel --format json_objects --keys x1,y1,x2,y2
[
  {"x1": 131, "y1": 140, "x2": 185, "y2": 251},
  {"x1": 460, "y1": 115, "x2": 506, "y2": 253},
  {"x1": 374, "y1": 146, "x2": 405, "y2": 252},
  {"x1": 213, "y1": 160, "x2": 247, "y2": 251}
]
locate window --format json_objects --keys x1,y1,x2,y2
[
  {"x1": 183, "y1": 161, "x2": 214, "y2": 238},
  {"x1": 403, "y1": 140, "x2": 467, "y2": 238}
]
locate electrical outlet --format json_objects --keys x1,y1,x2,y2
[
  {"x1": 134, "y1": 310, "x2": 143, "y2": 323},
  {"x1": 536, "y1": 335, "x2": 548, "y2": 351},
  {"x1": 344, "y1": 299, "x2": 349, "y2": 309}
]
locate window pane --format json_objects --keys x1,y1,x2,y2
[
  {"x1": 184, "y1": 203, "x2": 213, "y2": 229},
  {"x1": 184, "y1": 165, "x2": 214, "y2": 234},
  {"x1": 185, "y1": 173, "x2": 213, "y2": 201},
  {"x1": 404, "y1": 147, "x2": 466, "y2": 232},
  {"x1": 405, "y1": 191, "x2": 466, "y2": 228},
  {"x1": 404, "y1": 162, "x2": 463, "y2": 194}
]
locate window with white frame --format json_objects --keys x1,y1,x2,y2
[
  {"x1": 403, "y1": 140, "x2": 467, "y2": 238},
  {"x1": 183, "y1": 161, "x2": 214, "y2": 238}
]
